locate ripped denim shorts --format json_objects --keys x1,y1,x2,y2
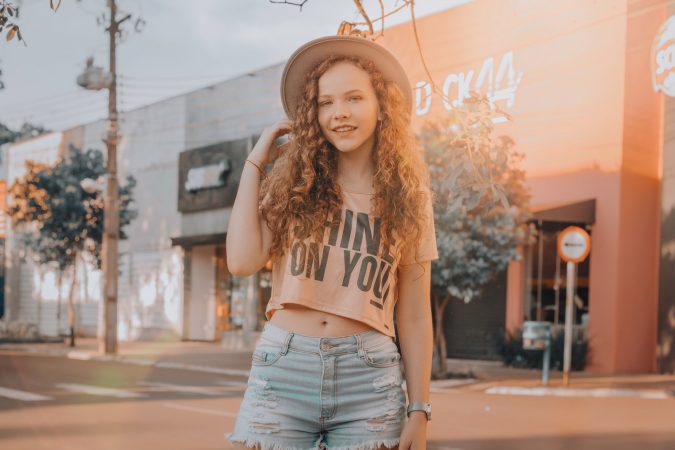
[{"x1": 224, "y1": 321, "x2": 407, "y2": 450}]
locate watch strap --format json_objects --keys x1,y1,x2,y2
[{"x1": 406, "y1": 402, "x2": 431, "y2": 421}]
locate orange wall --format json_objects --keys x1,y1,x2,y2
[
  {"x1": 614, "y1": 0, "x2": 666, "y2": 372},
  {"x1": 381, "y1": 0, "x2": 627, "y2": 176},
  {"x1": 380, "y1": 0, "x2": 667, "y2": 372}
]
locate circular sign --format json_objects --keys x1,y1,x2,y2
[{"x1": 557, "y1": 226, "x2": 591, "y2": 263}]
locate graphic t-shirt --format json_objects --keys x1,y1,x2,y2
[{"x1": 265, "y1": 188, "x2": 439, "y2": 337}]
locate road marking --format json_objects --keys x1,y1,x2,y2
[
  {"x1": 161, "y1": 402, "x2": 238, "y2": 417},
  {"x1": 154, "y1": 361, "x2": 249, "y2": 377},
  {"x1": 55, "y1": 383, "x2": 147, "y2": 398},
  {"x1": 431, "y1": 378, "x2": 477, "y2": 388},
  {"x1": 486, "y1": 386, "x2": 671, "y2": 400},
  {"x1": 139, "y1": 381, "x2": 225, "y2": 396},
  {"x1": 213, "y1": 380, "x2": 248, "y2": 391},
  {"x1": 0, "y1": 386, "x2": 53, "y2": 401},
  {"x1": 214, "y1": 380, "x2": 248, "y2": 386}
]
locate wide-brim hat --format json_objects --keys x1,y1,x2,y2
[{"x1": 280, "y1": 35, "x2": 412, "y2": 119}]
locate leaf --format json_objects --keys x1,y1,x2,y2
[
  {"x1": 6, "y1": 25, "x2": 16, "y2": 41},
  {"x1": 496, "y1": 187, "x2": 510, "y2": 209},
  {"x1": 50, "y1": 0, "x2": 63, "y2": 12}
]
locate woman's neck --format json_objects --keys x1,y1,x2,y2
[{"x1": 336, "y1": 148, "x2": 375, "y2": 191}]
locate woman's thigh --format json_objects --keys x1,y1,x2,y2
[
  {"x1": 322, "y1": 340, "x2": 406, "y2": 449},
  {"x1": 226, "y1": 343, "x2": 324, "y2": 449}
]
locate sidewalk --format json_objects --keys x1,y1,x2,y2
[{"x1": 2, "y1": 337, "x2": 674, "y2": 399}]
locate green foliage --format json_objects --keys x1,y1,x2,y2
[
  {"x1": 419, "y1": 94, "x2": 536, "y2": 302},
  {"x1": 8, "y1": 144, "x2": 138, "y2": 270},
  {"x1": 0, "y1": 122, "x2": 48, "y2": 145},
  {"x1": 496, "y1": 326, "x2": 590, "y2": 371}
]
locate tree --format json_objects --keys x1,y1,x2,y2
[
  {"x1": 8, "y1": 144, "x2": 137, "y2": 346},
  {"x1": 418, "y1": 93, "x2": 536, "y2": 379},
  {"x1": 0, "y1": 121, "x2": 48, "y2": 145}
]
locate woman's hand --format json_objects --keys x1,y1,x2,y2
[
  {"x1": 249, "y1": 119, "x2": 293, "y2": 166},
  {"x1": 399, "y1": 413, "x2": 428, "y2": 450}
]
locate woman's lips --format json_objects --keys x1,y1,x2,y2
[{"x1": 333, "y1": 126, "x2": 357, "y2": 136}]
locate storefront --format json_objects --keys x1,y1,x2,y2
[
  {"x1": 170, "y1": 136, "x2": 273, "y2": 342},
  {"x1": 377, "y1": 0, "x2": 672, "y2": 373}
]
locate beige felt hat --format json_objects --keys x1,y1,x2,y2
[{"x1": 280, "y1": 35, "x2": 412, "y2": 119}]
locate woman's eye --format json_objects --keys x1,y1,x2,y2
[
  {"x1": 349, "y1": 96, "x2": 361, "y2": 101},
  {"x1": 319, "y1": 101, "x2": 332, "y2": 107}
]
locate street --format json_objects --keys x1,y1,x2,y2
[{"x1": 1, "y1": 351, "x2": 674, "y2": 450}]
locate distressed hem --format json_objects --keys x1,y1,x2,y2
[
  {"x1": 225, "y1": 431, "x2": 316, "y2": 450},
  {"x1": 327, "y1": 438, "x2": 400, "y2": 450}
]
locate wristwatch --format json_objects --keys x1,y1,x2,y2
[{"x1": 406, "y1": 402, "x2": 432, "y2": 421}]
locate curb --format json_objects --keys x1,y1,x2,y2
[{"x1": 485, "y1": 385, "x2": 674, "y2": 400}]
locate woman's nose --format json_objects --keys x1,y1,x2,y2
[{"x1": 333, "y1": 101, "x2": 350, "y2": 119}]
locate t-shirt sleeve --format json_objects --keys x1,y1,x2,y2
[{"x1": 398, "y1": 190, "x2": 440, "y2": 266}]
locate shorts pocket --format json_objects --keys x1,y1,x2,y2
[
  {"x1": 250, "y1": 337, "x2": 285, "y2": 366},
  {"x1": 362, "y1": 340, "x2": 401, "y2": 368}
]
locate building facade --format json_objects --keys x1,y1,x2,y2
[{"x1": 377, "y1": 0, "x2": 673, "y2": 373}]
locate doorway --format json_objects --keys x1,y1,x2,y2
[{"x1": 524, "y1": 221, "x2": 591, "y2": 327}]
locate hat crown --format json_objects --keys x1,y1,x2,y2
[{"x1": 281, "y1": 35, "x2": 412, "y2": 119}]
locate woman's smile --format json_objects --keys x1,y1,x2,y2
[{"x1": 332, "y1": 125, "x2": 358, "y2": 136}]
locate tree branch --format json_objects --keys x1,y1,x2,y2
[
  {"x1": 268, "y1": 0, "x2": 308, "y2": 10},
  {"x1": 352, "y1": 0, "x2": 373, "y2": 36}
]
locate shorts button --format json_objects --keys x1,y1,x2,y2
[{"x1": 320, "y1": 342, "x2": 330, "y2": 351}]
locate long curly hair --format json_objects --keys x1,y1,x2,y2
[{"x1": 260, "y1": 55, "x2": 432, "y2": 270}]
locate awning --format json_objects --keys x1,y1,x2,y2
[
  {"x1": 170, "y1": 232, "x2": 227, "y2": 247},
  {"x1": 530, "y1": 199, "x2": 595, "y2": 224}
]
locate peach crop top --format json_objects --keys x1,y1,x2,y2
[{"x1": 265, "y1": 188, "x2": 439, "y2": 337}]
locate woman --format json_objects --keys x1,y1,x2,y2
[{"x1": 226, "y1": 35, "x2": 438, "y2": 450}]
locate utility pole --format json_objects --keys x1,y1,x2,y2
[
  {"x1": 76, "y1": 0, "x2": 140, "y2": 355},
  {"x1": 101, "y1": 0, "x2": 120, "y2": 355}
]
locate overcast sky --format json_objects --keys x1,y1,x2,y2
[{"x1": 0, "y1": 0, "x2": 470, "y2": 131}]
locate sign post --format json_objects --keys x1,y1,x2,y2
[{"x1": 557, "y1": 226, "x2": 591, "y2": 386}]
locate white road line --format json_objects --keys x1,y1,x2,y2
[
  {"x1": 139, "y1": 381, "x2": 224, "y2": 396},
  {"x1": 0, "y1": 386, "x2": 53, "y2": 401},
  {"x1": 214, "y1": 380, "x2": 248, "y2": 386},
  {"x1": 161, "y1": 402, "x2": 238, "y2": 417},
  {"x1": 153, "y1": 361, "x2": 249, "y2": 377},
  {"x1": 55, "y1": 383, "x2": 147, "y2": 398},
  {"x1": 485, "y1": 386, "x2": 671, "y2": 400},
  {"x1": 213, "y1": 380, "x2": 248, "y2": 390}
]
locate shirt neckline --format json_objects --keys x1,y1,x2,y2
[{"x1": 338, "y1": 183, "x2": 375, "y2": 196}]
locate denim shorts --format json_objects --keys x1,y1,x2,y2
[{"x1": 224, "y1": 321, "x2": 407, "y2": 450}]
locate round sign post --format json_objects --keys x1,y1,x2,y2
[{"x1": 557, "y1": 226, "x2": 591, "y2": 387}]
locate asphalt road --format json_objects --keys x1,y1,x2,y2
[{"x1": 1, "y1": 351, "x2": 674, "y2": 450}]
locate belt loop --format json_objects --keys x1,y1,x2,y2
[
  {"x1": 355, "y1": 333, "x2": 366, "y2": 359},
  {"x1": 281, "y1": 331, "x2": 293, "y2": 355}
]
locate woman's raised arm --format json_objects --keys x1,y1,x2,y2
[{"x1": 226, "y1": 120, "x2": 291, "y2": 275}]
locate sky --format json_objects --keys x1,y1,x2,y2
[{"x1": 0, "y1": 0, "x2": 471, "y2": 131}]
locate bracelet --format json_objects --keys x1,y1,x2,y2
[{"x1": 245, "y1": 159, "x2": 267, "y2": 179}]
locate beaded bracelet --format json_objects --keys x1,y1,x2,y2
[{"x1": 245, "y1": 159, "x2": 267, "y2": 179}]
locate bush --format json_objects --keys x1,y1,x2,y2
[{"x1": 496, "y1": 325, "x2": 590, "y2": 371}]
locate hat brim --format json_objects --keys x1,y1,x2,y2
[{"x1": 280, "y1": 35, "x2": 412, "y2": 120}]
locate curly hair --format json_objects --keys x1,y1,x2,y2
[{"x1": 260, "y1": 55, "x2": 432, "y2": 271}]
